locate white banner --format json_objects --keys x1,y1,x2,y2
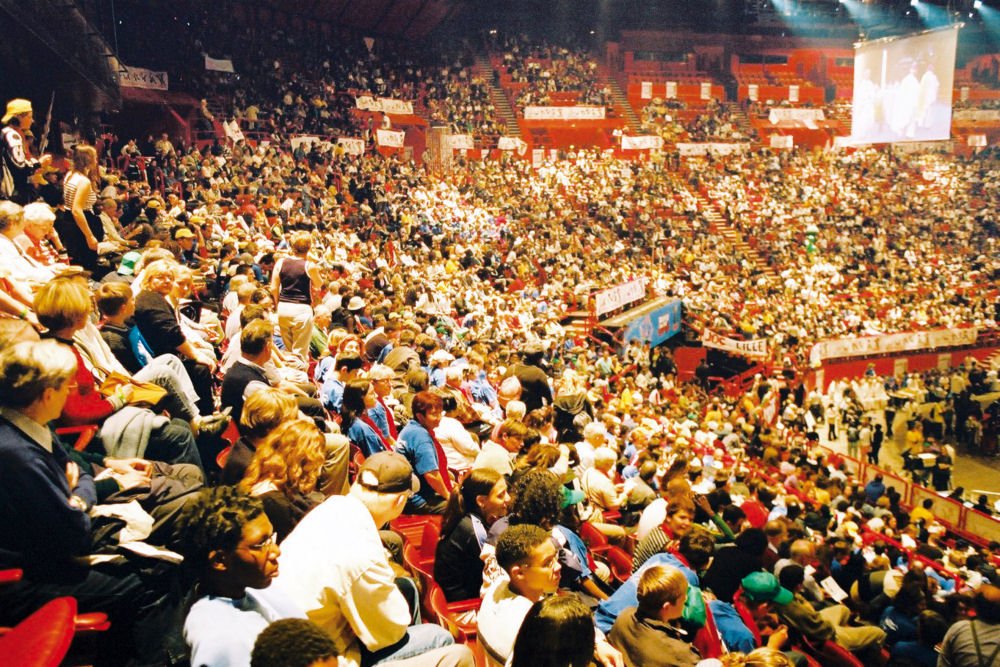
[
  {"x1": 355, "y1": 96, "x2": 414, "y2": 115},
  {"x1": 447, "y1": 134, "x2": 475, "y2": 150},
  {"x1": 700, "y1": 82, "x2": 712, "y2": 101},
  {"x1": 594, "y1": 279, "x2": 646, "y2": 316},
  {"x1": 768, "y1": 108, "x2": 825, "y2": 127},
  {"x1": 204, "y1": 55, "x2": 235, "y2": 73},
  {"x1": 641, "y1": 81, "x2": 653, "y2": 99},
  {"x1": 376, "y1": 129, "x2": 405, "y2": 148},
  {"x1": 498, "y1": 136, "x2": 528, "y2": 155},
  {"x1": 770, "y1": 134, "x2": 793, "y2": 149},
  {"x1": 223, "y1": 120, "x2": 244, "y2": 143},
  {"x1": 748, "y1": 84, "x2": 759, "y2": 102},
  {"x1": 788, "y1": 85, "x2": 800, "y2": 103},
  {"x1": 676, "y1": 142, "x2": 750, "y2": 156},
  {"x1": 337, "y1": 137, "x2": 366, "y2": 155},
  {"x1": 524, "y1": 106, "x2": 606, "y2": 120},
  {"x1": 666, "y1": 81, "x2": 678, "y2": 99},
  {"x1": 961, "y1": 86, "x2": 970, "y2": 103},
  {"x1": 968, "y1": 134, "x2": 988, "y2": 147},
  {"x1": 290, "y1": 136, "x2": 320, "y2": 152},
  {"x1": 809, "y1": 327, "x2": 979, "y2": 365},
  {"x1": 954, "y1": 109, "x2": 1000, "y2": 122},
  {"x1": 701, "y1": 329, "x2": 769, "y2": 360},
  {"x1": 531, "y1": 148, "x2": 545, "y2": 167},
  {"x1": 120, "y1": 65, "x2": 169, "y2": 91},
  {"x1": 621, "y1": 135, "x2": 664, "y2": 150}
]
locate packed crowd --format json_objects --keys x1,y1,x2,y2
[
  {"x1": 2, "y1": 18, "x2": 1000, "y2": 666},
  {"x1": 487, "y1": 34, "x2": 612, "y2": 110},
  {"x1": 641, "y1": 99, "x2": 750, "y2": 144}
]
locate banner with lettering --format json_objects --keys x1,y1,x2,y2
[
  {"x1": 968, "y1": 134, "x2": 988, "y2": 147},
  {"x1": 224, "y1": 120, "x2": 244, "y2": 143},
  {"x1": 770, "y1": 135, "x2": 793, "y2": 149},
  {"x1": 524, "y1": 106, "x2": 606, "y2": 120},
  {"x1": 204, "y1": 55, "x2": 235, "y2": 73},
  {"x1": 120, "y1": 66, "x2": 169, "y2": 91},
  {"x1": 748, "y1": 84, "x2": 759, "y2": 102},
  {"x1": 676, "y1": 142, "x2": 750, "y2": 156},
  {"x1": 666, "y1": 81, "x2": 678, "y2": 99},
  {"x1": 376, "y1": 129, "x2": 405, "y2": 148},
  {"x1": 355, "y1": 96, "x2": 415, "y2": 116},
  {"x1": 954, "y1": 109, "x2": 1000, "y2": 122},
  {"x1": 447, "y1": 135, "x2": 475, "y2": 150},
  {"x1": 498, "y1": 136, "x2": 528, "y2": 154},
  {"x1": 337, "y1": 137, "x2": 366, "y2": 155},
  {"x1": 594, "y1": 280, "x2": 646, "y2": 317},
  {"x1": 768, "y1": 108, "x2": 826, "y2": 127},
  {"x1": 621, "y1": 299, "x2": 682, "y2": 347},
  {"x1": 701, "y1": 329, "x2": 769, "y2": 360},
  {"x1": 788, "y1": 85, "x2": 800, "y2": 103},
  {"x1": 700, "y1": 82, "x2": 712, "y2": 101},
  {"x1": 531, "y1": 148, "x2": 545, "y2": 167},
  {"x1": 621, "y1": 135, "x2": 664, "y2": 150},
  {"x1": 641, "y1": 81, "x2": 653, "y2": 99},
  {"x1": 809, "y1": 327, "x2": 979, "y2": 365}
]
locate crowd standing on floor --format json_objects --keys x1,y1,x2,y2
[{"x1": 1, "y1": 23, "x2": 1000, "y2": 667}]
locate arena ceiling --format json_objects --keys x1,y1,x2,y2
[{"x1": 256, "y1": 0, "x2": 466, "y2": 40}]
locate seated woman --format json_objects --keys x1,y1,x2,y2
[
  {"x1": 221, "y1": 387, "x2": 299, "y2": 486},
  {"x1": 133, "y1": 259, "x2": 216, "y2": 415},
  {"x1": 340, "y1": 378, "x2": 389, "y2": 458},
  {"x1": 34, "y1": 274, "x2": 204, "y2": 469},
  {"x1": 238, "y1": 418, "x2": 326, "y2": 542},
  {"x1": 434, "y1": 468, "x2": 510, "y2": 602}
]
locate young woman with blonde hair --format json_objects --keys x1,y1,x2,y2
[{"x1": 239, "y1": 418, "x2": 326, "y2": 541}]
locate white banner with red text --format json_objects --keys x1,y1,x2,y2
[
  {"x1": 337, "y1": 137, "x2": 366, "y2": 155},
  {"x1": 376, "y1": 129, "x2": 406, "y2": 148},
  {"x1": 524, "y1": 106, "x2": 606, "y2": 121},
  {"x1": 356, "y1": 96, "x2": 415, "y2": 116},
  {"x1": 621, "y1": 135, "x2": 664, "y2": 150},
  {"x1": 809, "y1": 327, "x2": 979, "y2": 366},
  {"x1": 594, "y1": 280, "x2": 646, "y2": 317},
  {"x1": 701, "y1": 329, "x2": 769, "y2": 360},
  {"x1": 447, "y1": 134, "x2": 475, "y2": 150},
  {"x1": 676, "y1": 142, "x2": 750, "y2": 157},
  {"x1": 498, "y1": 137, "x2": 529, "y2": 154},
  {"x1": 768, "y1": 108, "x2": 825, "y2": 128}
]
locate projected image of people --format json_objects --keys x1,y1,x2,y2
[{"x1": 852, "y1": 28, "x2": 957, "y2": 144}]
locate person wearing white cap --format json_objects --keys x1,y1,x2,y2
[{"x1": 1, "y1": 98, "x2": 49, "y2": 204}]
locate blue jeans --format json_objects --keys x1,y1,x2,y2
[{"x1": 360, "y1": 623, "x2": 456, "y2": 666}]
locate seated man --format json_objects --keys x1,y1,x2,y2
[
  {"x1": 477, "y1": 523, "x2": 622, "y2": 667},
  {"x1": 473, "y1": 417, "x2": 526, "y2": 477},
  {"x1": 396, "y1": 390, "x2": 452, "y2": 514},
  {"x1": 0, "y1": 340, "x2": 173, "y2": 664},
  {"x1": 608, "y1": 564, "x2": 701, "y2": 667},
  {"x1": 775, "y1": 564, "x2": 886, "y2": 655},
  {"x1": 274, "y1": 452, "x2": 472, "y2": 667},
  {"x1": 251, "y1": 618, "x2": 341, "y2": 667},
  {"x1": 174, "y1": 486, "x2": 304, "y2": 666}
]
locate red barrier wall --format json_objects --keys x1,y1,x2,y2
[{"x1": 809, "y1": 345, "x2": 1000, "y2": 392}]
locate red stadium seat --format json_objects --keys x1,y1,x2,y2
[{"x1": 0, "y1": 597, "x2": 77, "y2": 667}]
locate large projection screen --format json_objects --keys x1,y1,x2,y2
[{"x1": 852, "y1": 26, "x2": 959, "y2": 144}]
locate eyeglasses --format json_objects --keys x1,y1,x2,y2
[{"x1": 242, "y1": 532, "x2": 278, "y2": 554}]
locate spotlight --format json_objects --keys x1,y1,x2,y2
[
  {"x1": 910, "y1": 0, "x2": 919, "y2": 5},
  {"x1": 974, "y1": 0, "x2": 983, "y2": 8}
]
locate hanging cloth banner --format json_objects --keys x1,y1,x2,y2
[
  {"x1": 641, "y1": 81, "x2": 653, "y2": 99},
  {"x1": 376, "y1": 129, "x2": 405, "y2": 148},
  {"x1": 621, "y1": 135, "x2": 664, "y2": 150},
  {"x1": 700, "y1": 82, "x2": 712, "y2": 100},
  {"x1": 447, "y1": 135, "x2": 475, "y2": 150},
  {"x1": 204, "y1": 55, "x2": 235, "y2": 73},
  {"x1": 702, "y1": 329, "x2": 769, "y2": 360},
  {"x1": 120, "y1": 66, "x2": 169, "y2": 90},
  {"x1": 337, "y1": 137, "x2": 366, "y2": 155},
  {"x1": 666, "y1": 82, "x2": 678, "y2": 99}
]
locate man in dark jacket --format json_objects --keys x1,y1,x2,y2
[{"x1": 508, "y1": 341, "x2": 552, "y2": 412}]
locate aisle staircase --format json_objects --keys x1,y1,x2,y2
[
  {"x1": 604, "y1": 73, "x2": 641, "y2": 133},
  {"x1": 725, "y1": 102, "x2": 758, "y2": 143},
  {"x1": 695, "y1": 193, "x2": 780, "y2": 281},
  {"x1": 476, "y1": 55, "x2": 520, "y2": 138}
]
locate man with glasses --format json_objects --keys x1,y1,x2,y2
[{"x1": 174, "y1": 486, "x2": 302, "y2": 667}]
